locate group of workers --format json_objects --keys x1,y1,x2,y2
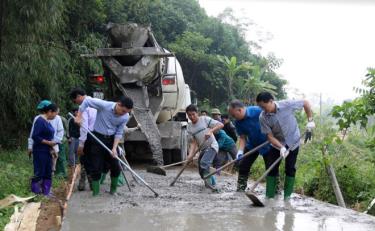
[
  {"x1": 28, "y1": 88, "x2": 133, "y2": 197},
  {"x1": 187, "y1": 92, "x2": 315, "y2": 200},
  {"x1": 28, "y1": 88, "x2": 314, "y2": 200}
]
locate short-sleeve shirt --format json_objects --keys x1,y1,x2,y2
[
  {"x1": 234, "y1": 106, "x2": 270, "y2": 155},
  {"x1": 187, "y1": 116, "x2": 220, "y2": 152},
  {"x1": 259, "y1": 100, "x2": 304, "y2": 150}
]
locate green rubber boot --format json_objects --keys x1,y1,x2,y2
[
  {"x1": 266, "y1": 176, "x2": 277, "y2": 198},
  {"x1": 237, "y1": 175, "x2": 248, "y2": 192},
  {"x1": 92, "y1": 180, "x2": 100, "y2": 196},
  {"x1": 284, "y1": 176, "x2": 295, "y2": 200},
  {"x1": 118, "y1": 173, "x2": 125, "y2": 186},
  {"x1": 110, "y1": 176, "x2": 119, "y2": 195},
  {"x1": 99, "y1": 173, "x2": 107, "y2": 184}
]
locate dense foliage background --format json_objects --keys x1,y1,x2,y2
[{"x1": 0, "y1": 0, "x2": 286, "y2": 148}]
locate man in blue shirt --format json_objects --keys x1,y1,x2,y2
[
  {"x1": 228, "y1": 100, "x2": 271, "y2": 194},
  {"x1": 75, "y1": 95, "x2": 133, "y2": 196}
]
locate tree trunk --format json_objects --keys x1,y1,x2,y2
[
  {"x1": 0, "y1": 0, "x2": 5, "y2": 61},
  {"x1": 228, "y1": 77, "x2": 233, "y2": 101}
]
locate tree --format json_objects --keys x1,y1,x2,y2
[
  {"x1": 239, "y1": 65, "x2": 277, "y2": 104},
  {"x1": 217, "y1": 55, "x2": 252, "y2": 100},
  {"x1": 331, "y1": 68, "x2": 375, "y2": 145}
]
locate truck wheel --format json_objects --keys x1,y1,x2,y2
[{"x1": 172, "y1": 127, "x2": 188, "y2": 163}]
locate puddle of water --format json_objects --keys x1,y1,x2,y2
[{"x1": 63, "y1": 206, "x2": 375, "y2": 231}]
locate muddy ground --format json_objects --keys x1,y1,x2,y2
[{"x1": 62, "y1": 166, "x2": 375, "y2": 231}]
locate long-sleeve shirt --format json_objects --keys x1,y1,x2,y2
[
  {"x1": 28, "y1": 115, "x2": 41, "y2": 150},
  {"x1": 214, "y1": 129, "x2": 235, "y2": 152},
  {"x1": 49, "y1": 115, "x2": 64, "y2": 144},
  {"x1": 32, "y1": 116, "x2": 55, "y2": 152},
  {"x1": 79, "y1": 96, "x2": 129, "y2": 139},
  {"x1": 79, "y1": 107, "x2": 97, "y2": 147}
]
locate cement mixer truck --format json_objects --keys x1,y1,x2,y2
[{"x1": 83, "y1": 23, "x2": 194, "y2": 166}]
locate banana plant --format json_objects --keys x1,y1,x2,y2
[
  {"x1": 217, "y1": 55, "x2": 252, "y2": 100},
  {"x1": 239, "y1": 65, "x2": 277, "y2": 104}
]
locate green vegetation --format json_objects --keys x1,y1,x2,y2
[
  {"x1": 250, "y1": 70, "x2": 375, "y2": 210},
  {"x1": 0, "y1": 0, "x2": 286, "y2": 147},
  {"x1": 0, "y1": 150, "x2": 63, "y2": 229}
]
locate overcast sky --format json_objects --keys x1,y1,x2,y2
[{"x1": 198, "y1": 0, "x2": 375, "y2": 104}]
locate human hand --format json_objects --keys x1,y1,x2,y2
[
  {"x1": 306, "y1": 120, "x2": 316, "y2": 131},
  {"x1": 205, "y1": 129, "x2": 213, "y2": 140},
  {"x1": 280, "y1": 146, "x2": 289, "y2": 158},
  {"x1": 77, "y1": 146, "x2": 84, "y2": 156},
  {"x1": 111, "y1": 147, "x2": 118, "y2": 159},
  {"x1": 236, "y1": 150, "x2": 244, "y2": 160}
]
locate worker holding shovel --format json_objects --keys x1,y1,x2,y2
[
  {"x1": 186, "y1": 104, "x2": 224, "y2": 191},
  {"x1": 256, "y1": 92, "x2": 315, "y2": 200},
  {"x1": 228, "y1": 100, "x2": 271, "y2": 192},
  {"x1": 75, "y1": 95, "x2": 133, "y2": 196}
]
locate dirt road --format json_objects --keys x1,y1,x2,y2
[{"x1": 62, "y1": 167, "x2": 375, "y2": 231}]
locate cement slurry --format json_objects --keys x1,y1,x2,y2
[{"x1": 62, "y1": 167, "x2": 375, "y2": 231}]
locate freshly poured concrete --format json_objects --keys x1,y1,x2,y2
[{"x1": 62, "y1": 168, "x2": 375, "y2": 231}]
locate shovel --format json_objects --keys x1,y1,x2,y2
[
  {"x1": 203, "y1": 141, "x2": 269, "y2": 180},
  {"x1": 169, "y1": 153, "x2": 197, "y2": 186},
  {"x1": 69, "y1": 113, "x2": 159, "y2": 197},
  {"x1": 147, "y1": 159, "x2": 190, "y2": 176},
  {"x1": 245, "y1": 133, "x2": 305, "y2": 207}
]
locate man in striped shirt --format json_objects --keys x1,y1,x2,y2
[{"x1": 256, "y1": 92, "x2": 315, "y2": 200}]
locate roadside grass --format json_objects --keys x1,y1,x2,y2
[
  {"x1": 249, "y1": 126, "x2": 375, "y2": 211},
  {"x1": 0, "y1": 149, "x2": 64, "y2": 230}
]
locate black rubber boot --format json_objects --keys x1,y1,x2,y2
[{"x1": 237, "y1": 175, "x2": 248, "y2": 192}]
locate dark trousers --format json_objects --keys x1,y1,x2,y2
[
  {"x1": 88, "y1": 132, "x2": 121, "y2": 181},
  {"x1": 214, "y1": 145, "x2": 237, "y2": 168},
  {"x1": 80, "y1": 133, "x2": 93, "y2": 175},
  {"x1": 32, "y1": 150, "x2": 52, "y2": 182},
  {"x1": 238, "y1": 147, "x2": 266, "y2": 177},
  {"x1": 264, "y1": 146, "x2": 299, "y2": 177}
]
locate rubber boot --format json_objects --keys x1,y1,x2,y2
[
  {"x1": 78, "y1": 167, "x2": 86, "y2": 191},
  {"x1": 31, "y1": 180, "x2": 42, "y2": 194},
  {"x1": 284, "y1": 176, "x2": 295, "y2": 200},
  {"x1": 118, "y1": 173, "x2": 125, "y2": 187},
  {"x1": 92, "y1": 180, "x2": 100, "y2": 196},
  {"x1": 266, "y1": 176, "x2": 277, "y2": 198},
  {"x1": 210, "y1": 175, "x2": 216, "y2": 186},
  {"x1": 110, "y1": 176, "x2": 119, "y2": 195},
  {"x1": 99, "y1": 173, "x2": 107, "y2": 184},
  {"x1": 42, "y1": 179, "x2": 52, "y2": 196},
  {"x1": 237, "y1": 175, "x2": 248, "y2": 192},
  {"x1": 203, "y1": 171, "x2": 218, "y2": 192}
]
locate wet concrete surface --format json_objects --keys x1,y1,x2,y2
[{"x1": 62, "y1": 167, "x2": 375, "y2": 231}]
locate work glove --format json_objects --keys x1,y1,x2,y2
[
  {"x1": 118, "y1": 146, "x2": 125, "y2": 157},
  {"x1": 236, "y1": 150, "x2": 244, "y2": 160},
  {"x1": 280, "y1": 146, "x2": 289, "y2": 158},
  {"x1": 306, "y1": 120, "x2": 316, "y2": 131}
]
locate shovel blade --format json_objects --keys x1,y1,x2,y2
[
  {"x1": 146, "y1": 166, "x2": 167, "y2": 176},
  {"x1": 245, "y1": 191, "x2": 265, "y2": 207}
]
